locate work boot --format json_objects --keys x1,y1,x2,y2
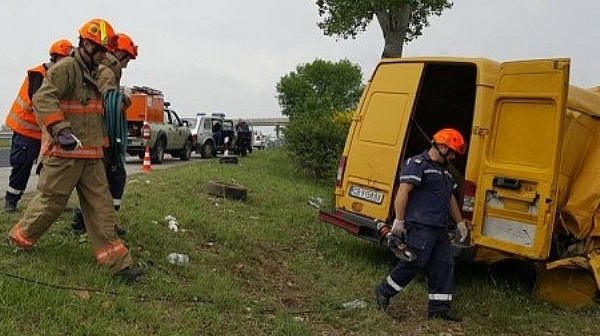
[
  {"x1": 4, "y1": 201, "x2": 17, "y2": 213},
  {"x1": 428, "y1": 312, "x2": 463, "y2": 322},
  {"x1": 4, "y1": 235, "x2": 33, "y2": 251},
  {"x1": 374, "y1": 284, "x2": 390, "y2": 312},
  {"x1": 71, "y1": 208, "x2": 85, "y2": 234},
  {"x1": 114, "y1": 264, "x2": 144, "y2": 283},
  {"x1": 115, "y1": 225, "x2": 127, "y2": 237}
]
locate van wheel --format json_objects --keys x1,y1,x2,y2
[
  {"x1": 204, "y1": 180, "x2": 247, "y2": 200},
  {"x1": 151, "y1": 139, "x2": 165, "y2": 164}
]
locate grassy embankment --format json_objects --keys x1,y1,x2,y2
[{"x1": 0, "y1": 148, "x2": 598, "y2": 335}]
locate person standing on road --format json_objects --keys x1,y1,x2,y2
[
  {"x1": 71, "y1": 32, "x2": 138, "y2": 236},
  {"x1": 4, "y1": 39, "x2": 73, "y2": 212},
  {"x1": 7, "y1": 18, "x2": 144, "y2": 282},
  {"x1": 374, "y1": 128, "x2": 469, "y2": 322}
]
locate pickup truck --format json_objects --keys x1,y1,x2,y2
[{"x1": 124, "y1": 86, "x2": 193, "y2": 163}]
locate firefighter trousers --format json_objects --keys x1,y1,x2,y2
[
  {"x1": 379, "y1": 223, "x2": 454, "y2": 315},
  {"x1": 9, "y1": 155, "x2": 133, "y2": 271}
]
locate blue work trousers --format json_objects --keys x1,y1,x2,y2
[
  {"x1": 5, "y1": 132, "x2": 41, "y2": 204},
  {"x1": 380, "y1": 223, "x2": 455, "y2": 315}
]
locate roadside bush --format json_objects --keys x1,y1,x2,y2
[{"x1": 284, "y1": 112, "x2": 351, "y2": 179}]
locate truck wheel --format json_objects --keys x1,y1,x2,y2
[
  {"x1": 200, "y1": 142, "x2": 214, "y2": 159},
  {"x1": 204, "y1": 180, "x2": 247, "y2": 200},
  {"x1": 152, "y1": 138, "x2": 165, "y2": 164},
  {"x1": 240, "y1": 147, "x2": 247, "y2": 157},
  {"x1": 180, "y1": 140, "x2": 192, "y2": 161}
]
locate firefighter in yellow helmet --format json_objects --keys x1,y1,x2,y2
[
  {"x1": 4, "y1": 39, "x2": 73, "y2": 212},
  {"x1": 71, "y1": 32, "x2": 139, "y2": 236},
  {"x1": 7, "y1": 18, "x2": 144, "y2": 282}
]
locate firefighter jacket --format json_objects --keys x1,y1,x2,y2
[
  {"x1": 97, "y1": 53, "x2": 131, "y2": 109},
  {"x1": 33, "y1": 49, "x2": 107, "y2": 159},
  {"x1": 5, "y1": 63, "x2": 52, "y2": 140},
  {"x1": 97, "y1": 53, "x2": 122, "y2": 93}
]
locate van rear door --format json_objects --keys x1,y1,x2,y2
[
  {"x1": 339, "y1": 62, "x2": 424, "y2": 221},
  {"x1": 473, "y1": 59, "x2": 569, "y2": 260}
]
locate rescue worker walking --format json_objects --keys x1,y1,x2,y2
[
  {"x1": 7, "y1": 18, "x2": 144, "y2": 282},
  {"x1": 4, "y1": 39, "x2": 73, "y2": 212},
  {"x1": 71, "y1": 32, "x2": 138, "y2": 235},
  {"x1": 374, "y1": 128, "x2": 469, "y2": 321}
]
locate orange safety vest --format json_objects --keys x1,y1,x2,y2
[{"x1": 4, "y1": 64, "x2": 49, "y2": 140}]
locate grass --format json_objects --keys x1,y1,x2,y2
[{"x1": 0, "y1": 148, "x2": 599, "y2": 335}]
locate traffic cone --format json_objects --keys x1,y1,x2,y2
[{"x1": 142, "y1": 146, "x2": 152, "y2": 172}]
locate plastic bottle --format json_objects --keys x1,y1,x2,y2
[{"x1": 167, "y1": 253, "x2": 189, "y2": 265}]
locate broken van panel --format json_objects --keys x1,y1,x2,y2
[{"x1": 319, "y1": 56, "x2": 600, "y2": 305}]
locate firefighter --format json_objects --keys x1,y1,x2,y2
[
  {"x1": 374, "y1": 128, "x2": 469, "y2": 321},
  {"x1": 71, "y1": 32, "x2": 139, "y2": 236},
  {"x1": 4, "y1": 39, "x2": 73, "y2": 212},
  {"x1": 7, "y1": 18, "x2": 144, "y2": 282}
]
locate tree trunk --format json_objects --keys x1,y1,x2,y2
[{"x1": 376, "y1": 4, "x2": 412, "y2": 58}]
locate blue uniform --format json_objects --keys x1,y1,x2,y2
[{"x1": 378, "y1": 150, "x2": 457, "y2": 316}]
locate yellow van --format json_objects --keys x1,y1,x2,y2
[{"x1": 319, "y1": 56, "x2": 600, "y2": 306}]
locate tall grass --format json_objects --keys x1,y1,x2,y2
[{"x1": 0, "y1": 149, "x2": 598, "y2": 335}]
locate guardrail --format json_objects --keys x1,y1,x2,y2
[{"x1": 0, "y1": 131, "x2": 11, "y2": 140}]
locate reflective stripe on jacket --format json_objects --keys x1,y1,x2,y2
[
  {"x1": 4, "y1": 64, "x2": 50, "y2": 140},
  {"x1": 33, "y1": 49, "x2": 107, "y2": 159}
]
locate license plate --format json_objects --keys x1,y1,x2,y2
[{"x1": 348, "y1": 185, "x2": 384, "y2": 204}]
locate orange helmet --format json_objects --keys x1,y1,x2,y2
[
  {"x1": 432, "y1": 128, "x2": 467, "y2": 154},
  {"x1": 78, "y1": 18, "x2": 116, "y2": 48},
  {"x1": 49, "y1": 39, "x2": 73, "y2": 57},
  {"x1": 114, "y1": 33, "x2": 138, "y2": 59}
]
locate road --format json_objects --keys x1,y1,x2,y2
[{"x1": 0, "y1": 148, "x2": 202, "y2": 199}]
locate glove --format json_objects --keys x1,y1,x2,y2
[
  {"x1": 457, "y1": 221, "x2": 468, "y2": 243},
  {"x1": 391, "y1": 219, "x2": 405, "y2": 236},
  {"x1": 57, "y1": 127, "x2": 81, "y2": 150}
]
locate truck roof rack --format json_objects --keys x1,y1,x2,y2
[{"x1": 131, "y1": 85, "x2": 163, "y2": 96}]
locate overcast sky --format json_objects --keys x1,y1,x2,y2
[{"x1": 2, "y1": 0, "x2": 599, "y2": 124}]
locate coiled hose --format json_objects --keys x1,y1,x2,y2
[{"x1": 103, "y1": 90, "x2": 128, "y2": 167}]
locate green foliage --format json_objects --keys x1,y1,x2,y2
[
  {"x1": 276, "y1": 59, "x2": 363, "y2": 178},
  {"x1": 276, "y1": 59, "x2": 363, "y2": 118},
  {"x1": 284, "y1": 113, "x2": 350, "y2": 179},
  {"x1": 314, "y1": 0, "x2": 453, "y2": 57},
  {"x1": 315, "y1": 0, "x2": 452, "y2": 40}
]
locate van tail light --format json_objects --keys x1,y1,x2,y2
[
  {"x1": 336, "y1": 155, "x2": 347, "y2": 188},
  {"x1": 192, "y1": 134, "x2": 197, "y2": 143},
  {"x1": 461, "y1": 179, "x2": 476, "y2": 221}
]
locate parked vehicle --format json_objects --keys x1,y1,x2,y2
[
  {"x1": 318, "y1": 56, "x2": 600, "y2": 306},
  {"x1": 234, "y1": 120, "x2": 252, "y2": 156},
  {"x1": 124, "y1": 86, "x2": 193, "y2": 163},
  {"x1": 186, "y1": 112, "x2": 237, "y2": 158},
  {"x1": 252, "y1": 131, "x2": 266, "y2": 150}
]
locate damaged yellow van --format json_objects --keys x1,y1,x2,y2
[{"x1": 319, "y1": 56, "x2": 600, "y2": 306}]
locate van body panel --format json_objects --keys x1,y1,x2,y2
[
  {"x1": 338, "y1": 62, "x2": 424, "y2": 221},
  {"x1": 473, "y1": 59, "x2": 570, "y2": 260}
]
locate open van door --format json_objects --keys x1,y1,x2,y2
[
  {"x1": 473, "y1": 59, "x2": 569, "y2": 260},
  {"x1": 338, "y1": 62, "x2": 425, "y2": 221}
]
